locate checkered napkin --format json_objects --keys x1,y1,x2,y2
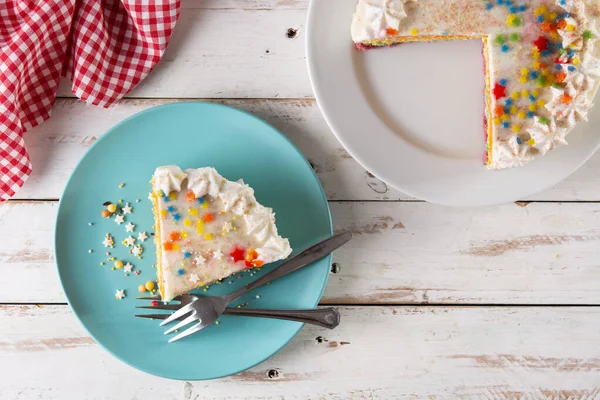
[{"x1": 0, "y1": 0, "x2": 180, "y2": 200}]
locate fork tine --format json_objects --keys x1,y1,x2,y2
[
  {"x1": 160, "y1": 302, "x2": 195, "y2": 326},
  {"x1": 168, "y1": 321, "x2": 210, "y2": 343},
  {"x1": 164, "y1": 314, "x2": 198, "y2": 335},
  {"x1": 135, "y1": 304, "x2": 181, "y2": 310},
  {"x1": 136, "y1": 295, "x2": 162, "y2": 300}
]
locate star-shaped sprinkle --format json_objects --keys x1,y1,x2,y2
[
  {"x1": 125, "y1": 222, "x2": 135, "y2": 232},
  {"x1": 189, "y1": 273, "x2": 200, "y2": 283},
  {"x1": 115, "y1": 289, "x2": 126, "y2": 300},
  {"x1": 102, "y1": 235, "x2": 114, "y2": 247},
  {"x1": 114, "y1": 215, "x2": 125, "y2": 225},
  {"x1": 124, "y1": 235, "x2": 136, "y2": 246},
  {"x1": 122, "y1": 203, "x2": 133, "y2": 214},
  {"x1": 195, "y1": 255, "x2": 206, "y2": 265},
  {"x1": 132, "y1": 245, "x2": 143, "y2": 257},
  {"x1": 213, "y1": 249, "x2": 223, "y2": 260},
  {"x1": 138, "y1": 231, "x2": 148, "y2": 242},
  {"x1": 223, "y1": 221, "x2": 233, "y2": 232},
  {"x1": 123, "y1": 263, "x2": 133, "y2": 273}
]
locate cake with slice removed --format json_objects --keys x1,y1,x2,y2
[
  {"x1": 150, "y1": 166, "x2": 292, "y2": 301},
  {"x1": 352, "y1": 0, "x2": 600, "y2": 169}
]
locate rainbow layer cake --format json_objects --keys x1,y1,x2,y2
[
  {"x1": 352, "y1": 0, "x2": 600, "y2": 169},
  {"x1": 150, "y1": 166, "x2": 292, "y2": 301}
]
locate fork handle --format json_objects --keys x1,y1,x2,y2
[
  {"x1": 223, "y1": 307, "x2": 340, "y2": 329},
  {"x1": 225, "y1": 231, "x2": 352, "y2": 303}
]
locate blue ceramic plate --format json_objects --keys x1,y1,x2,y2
[{"x1": 55, "y1": 102, "x2": 332, "y2": 380}]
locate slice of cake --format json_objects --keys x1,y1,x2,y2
[
  {"x1": 150, "y1": 166, "x2": 292, "y2": 301},
  {"x1": 352, "y1": 0, "x2": 600, "y2": 169}
]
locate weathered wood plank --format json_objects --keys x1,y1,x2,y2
[
  {"x1": 56, "y1": 1, "x2": 310, "y2": 99},
  {"x1": 20, "y1": 99, "x2": 600, "y2": 201},
  {"x1": 2, "y1": 305, "x2": 600, "y2": 399},
  {"x1": 3, "y1": 201, "x2": 600, "y2": 304}
]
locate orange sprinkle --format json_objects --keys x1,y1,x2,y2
[
  {"x1": 561, "y1": 94, "x2": 573, "y2": 104},
  {"x1": 558, "y1": 19, "x2": 567, "y2": 29},
  {"x1": 185, "y1": 191, "x2": 196, "y2": 202},
  {"x1": 494, "y1": 105, "x2": 505, "y2": 116},
  {"x1": 556, "y1": 72, "x2": 567, "y2": 83},
  {"x1": 253, "y1": 260, "x2": 264, "y2": 268},
  {"x1": 540, "y1": 22, "x2": 554, "y2": 33},
  {"x1": 163, "y1": 242, "x2": 173, "y2": 251},
  {"x1": 169, "y1": 231, "x2": 181, "y2": 241},
  {"x1": 245, "y1": 249, "x2": 259, "y2": 262},
  {"x1": 203, "y1": 213, "x2": 215, "y2": 223},
  {"x1": 386, "y1": 27, "x2": 398, "y2": 36}
]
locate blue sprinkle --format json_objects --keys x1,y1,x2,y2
[
  {"x1": 510, "y1": 6, "x2": 517, "y2": 13},
  {"x1": 529, "y1": 71, "x2": 538, "y2": 79},
  {"x1": 537, "y1": 15, "x2": 545, "y2": 23},
  {"x1": 485, "y1": 2, "x2": 493, "y2": 10},
  {"x1": 568, "y1": 49, "x2": 575, "y2": 57},
  {"x1": 519, "y1": 5, "x2": 526, "y2": 12},
  {"x1": 527, "y1": 111, "x2": 535, "y2": 118},
  {"x1": 505, "y1": 99, "x2": 513, "y2": 106},
  {"x1": 516, "y1": 137, "x2": 522, "y2": 145},
  {"x1": 559, "y1": 0, "x2": 567, "y2": 5},
  {"x1": 555, "y1": 64, "x2": 563, "y2": 70},
  {"x1": 184, "y1": 251, "x2": 191, "y2": 258},
  {"x1": 501, "y1": 44, "x2": 509, "y2": 53},
  {"x1": 197, "y1": 197, "x2": 205, "y2": 204},
  {"x1": 504, "y1": 106, "x2": 511, "y2": 114},
  {"x1": 568, "y1": 65, "x2": 576, "y2": 72},
  {"x1": 502, "y1": 122, "x2": 510, "y2": 129},
  {"x1": 162, "y1": 196, "x2": 169, "y2": 203},
  {"x1": 177, "y1": 268, "x2": 184, "y2": 275},
  {"x1": 541, "y1": 50, "x2": 551, "y2": 57},
  {"x1": 499, "y1": 78, "x2": 508, "y2": 86},
  {"x1": 167, "y1": 205, "x2": 175, "y2": 213},
  {"x1": 556, "y1": 42, "x2": 563, "y2": 49},
  {"x1": 529, "y1": 95, "x2": 536, "y2": 102},
  {"x1": 173, "y1": 213, "x2": 181, "y2": 221}
]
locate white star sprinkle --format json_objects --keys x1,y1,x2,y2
[
  {"x1": 114, "y1": 215, "x2": 125, "y2": 225},
  {"x1": 122, "y1": 203, "x2": 133, "y2": 214},
  {"x1": 213, "y1": 249, "x2": 223, "y2": 260},
  {"x1": 102, "y1": 236, "x2": 113, "y2": 247},
  {"x1": 223, "y1": 221, "x2": 233, "y2": 232},
  {"x1": 115, "y1": 289, "x2": 126, "y2": 300},
  {"x1": 189, "y1": 273, "x2": 200, "y2": 283},
  {"x1": 123, "y1": 263, "x2": 133, "y2": 273},
  {"x1": 125, "y1": 222, "x2": 135, "y2": 232},
  {"x1": 124, "y1": 235, "x2": 136, "y2": 246},
  {"x1": 138, "y1": 231, "x2": 148, "y2": 242},
  {"x1": 195, "y1": 255, "x2": 206, "y2": 265},
  {"x1": 132, "y1": 245, "x2": 143, "y2": 257}
]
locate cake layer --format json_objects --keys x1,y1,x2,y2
[
  {"x1": 352, "y1": 0, "x2": 600, "y2": 169},
  {"x1": 151, "y1": 166, "x2": 292, "y2": 301}
]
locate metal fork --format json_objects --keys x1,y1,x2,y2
[
  {"x1": 136, "y1": 294, "x2": 340, "y2": 329},
  {"x1": 148, "y1": 231, "x2": 351, "y2": 342}
]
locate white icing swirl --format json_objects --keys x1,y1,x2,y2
[
  {"x1": 185, "y1": 167, "x2": 223, "y2": 198},
  {"x1": 351, "y1": 0, "x2": 416, "y2": 42},
  {"x1": 153, "y1": 165, "x2": 186, "y2": 194}
]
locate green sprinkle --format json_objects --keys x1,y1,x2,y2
[
  {"x1": 509, "y1": 33, "x2": 520, "y2": 42},
  {"x1": 537, "y1": 75, "x2": 548, "y2": 87},
  {"x1": 495, "y1": 34, "x2": 507, "y2": 45},
  {"x1": 513, "y1": 17, "x2": 522, "y2": 27},
  {"x1": 539, "y1": 116, "x2": 550, "y2": 125},
  {"x1": 584, "y1": 30, "x2": 594, "y2": 40}
]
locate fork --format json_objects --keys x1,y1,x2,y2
[
  {"x1": 145, "y1": 231, "x2": 351, "y2": 342},
  {"x1": 136, "y1": 298, "x2": 340, "y2": 329}
]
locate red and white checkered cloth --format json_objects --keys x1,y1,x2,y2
[{"x1": 0, "y1": 0, "x2": 180, "y2": 200}]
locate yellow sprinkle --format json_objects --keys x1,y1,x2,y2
[
  {"x1": 532, "y1": 61, "x2": 541, "y2": 69},
  {"x1": 501, "y1": 114, "x2": 509, "y2": 122},
  {"x1": 181, "y1": 231, "x2": 189, "y2": 239},
  {"x1": 550, "y1": 32, "x2": 560, "y2": 41},
  {"x1": 511, "y1": 91, "x2": 519, "y2": 100},
  {"x1": 493, "y1": 117, "x2": 501, "y2": 125},
  {"x1": 114, "y1": 260, "x2": 123, "y2": 269},
  {"x1": 118, "y1": 199, "x2": 123, "y2": 203},
  {"x1": 196, "y1": 219, "x2": 204, "y2": 234},
  {"x1": 183, "y1": 218, "x2": 192, "y2": 227},
  {"x1": 520, "y1": 67, "x2": 529, "y2": 76},
  {"x1": 201, "y1": 202, "x2": 209, "y2": 209},
  {"x1": 529, "y1": 104, "x2": 537, "y2": 112},
  {"x1": 527, "y1": 139, "x2": 536, "y2": 146},
  {"x1": 510, "y1": 106, "x2": 517, "y2": 115},
  {"x1": 534, "y1": 6, "x2": 546, "y2": 16},
  {"x1": 160, "y1": 209, "x2": 167, "y2": 218},
  {"x1": 168, "y1": 192, "x2": 177, "y2": 201},
  {"x1": 537, "y1": 100, "x2": 546, "y2": 108},
  {"x1": 100, "y1": 262, "x2": 104, "y2": 266},
  {"x1": 204, "y1": 233, "x2": 213, "y2": 241},
  {"x1": 512, "y1": 125, "x2": 521, "y2": 133},
  {"x1": 548, "y1": 12, "x2": 557, "y2": 21},
  {"x1": 532, "y1": 89, "x2": 540, "y2": 97},
  {"x1": 506, "y1": 14, "x2": 517, "y2": 27},
  {"x1": 573, "y1": 57, "x2": 580, "y2": 65},
  {"x1": 145, "y1": 281, "x2": 155, "y2": 291},
  {"x1": 107, "y1": 204, "x2": 117, "y2": 213},
  {"x1": 188, "y1": 207, "x2": 198, "y2": 217},
  {"x1": 410, "y1": 28, "x2": 418, "y2": 36},
  {"x1": 519, "y1": 76, "x2": 527, "y2": 84},
  {"x1": 215, "y1": 321, "x2": 220, "y2": 325},
  {"x1": 566, "y1": 24, "x2": 576, "y2": 32},
  {"x1": 532, "y1": 51, "x2": 540, "y2": 60},
  {"x1": 517, "y1": 111, "x2": 526, "y2": 119},
  {"x1": 172, "y1": 243, "x2": 180, "y2": 251},
  {"x1": 521, "y1": 90, "x2": 529, "y2": 98}
]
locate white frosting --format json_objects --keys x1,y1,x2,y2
[
  {"x1": 152, "y1": 166, "x2": 292, "y2": 301},
  {"x1": 351, "y1": 0, "x2": 600, "y2": 169}
]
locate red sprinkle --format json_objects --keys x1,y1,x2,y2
[
  {"x1": 492, "y1": 83, "x2": 506, "y2": 100},
  {"x1": 151, "y1": 300, "x2": 159, "y2": 306},
  {"x1": 230, "y1": 247, "x2": 246, "y2": 263},
  {"x1": 533, "y1": 36, "x2": 548, "y2": 51}
]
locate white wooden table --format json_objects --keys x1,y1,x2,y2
[{"x1": 3, "y1": 1, "x2": 600, "y2": 398}]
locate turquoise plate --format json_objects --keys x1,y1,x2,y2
[{"x1": 55, "y1": 102, "x2": 332, "y2": 380}]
